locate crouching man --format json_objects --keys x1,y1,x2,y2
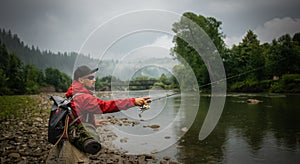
[{"x1": 66, "y1": 65, "x2": 150, "y2": 155}]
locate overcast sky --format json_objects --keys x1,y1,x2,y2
[{"x1": 0, "y1": 0, "x2": 300, "y2": 57}]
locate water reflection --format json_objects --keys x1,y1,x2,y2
[
  {"x1": 176, "y1": 96, "x2": 226, "y2": 163},
  {"x1": 174, "y1": 94, "x2": 300, "y2": 163},
  {"x1": 99, "y1": 92, "x2": 300, "y2": 163}
]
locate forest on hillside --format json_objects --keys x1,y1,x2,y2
[
  {"x1": 0, "y1": 29, "x2": 96, "y2": 76},
  {"x1": 0, "y1": 12, "x2": 300, "y2": 95}
]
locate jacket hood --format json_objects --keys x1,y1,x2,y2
[{"x1": 65, "y1": 80, "x2": 93, "y2": 98}]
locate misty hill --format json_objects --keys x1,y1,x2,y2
[
  {"x1": 0, "y1": 28, "x2": 177, "y2": 79},
  {"x1": 0, "y1": 28, "x2": 96, "y2": 76}
]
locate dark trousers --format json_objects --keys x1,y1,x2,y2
[{"x1": 68, "y1": 122, "x2": 99, "y2": 152}]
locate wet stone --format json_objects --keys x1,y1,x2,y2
[
  {"x1": 160, "y1": 159, "x2": 168, "y2": 164},
  {"x1": 163, "y1": 156, "x2": 171, "y2": 160},
  {"x1": 164, "y1": 136, "x2": 171, "y2": 139},
  {"x1": 169, "y1": 160, "x2": 180, "y2": 164},
  {"x1": 8, "y1": 152, "x2": 20, "y2": 159}
]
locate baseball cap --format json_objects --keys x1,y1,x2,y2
[{"x1": 74, "y1": 65, "x2": 98, "y2": 80}]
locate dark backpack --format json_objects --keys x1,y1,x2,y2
[{"x1": 48, "y1": 94, "x2": 82, "y2": 145}]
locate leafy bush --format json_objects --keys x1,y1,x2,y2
[{"x1": 230, "y1": 80, "x2": 272, "y2": 92}]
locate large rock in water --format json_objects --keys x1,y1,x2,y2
[{"x1": 246, "y1": 98, "x2": 262, "y2": 104}]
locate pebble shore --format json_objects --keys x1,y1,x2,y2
[{"x1": 0, "y1": 93, "x2": 180, "y2": 164}]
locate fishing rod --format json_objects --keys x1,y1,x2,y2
[
  {"x1": 137, "y1": 63, "x2": 267, "y2": 118},
  {"x1": 137, "y1": 63, "x2": 264, "y2": 118},
  {"x1": 137, "y1": 53, "x2": 290, "y2": 118},
  {"x1": 138, "y1": 92, "x2": 179, "y2": 117}
]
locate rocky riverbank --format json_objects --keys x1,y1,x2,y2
[{"x1": 0, "y1": 93, "x2": 180, "y2": 163}]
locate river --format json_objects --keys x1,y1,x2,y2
[{"x1": 99, "y1": 91, "x2": 300, "y2": 163}]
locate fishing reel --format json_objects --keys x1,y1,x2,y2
[
  {"x1": 137, "y1": 93, "x2": 178, "y2": 118},
  {"x1": 138, "y1": 103, "x2": 151, "y2": 118},
  {"x1": 139, "y1": 104, "x2": 150, "y2": 110}
]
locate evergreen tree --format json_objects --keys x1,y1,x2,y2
[
  {"x1": 234, "y1": 30, "x2": 265, "y2": 81},
  {"x1": 24, "y1": 65, "x2": 43, "y2": 94}
]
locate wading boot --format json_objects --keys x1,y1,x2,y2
[{"x1": 83, "y1": 139, "x2": 101, "y2": 155}]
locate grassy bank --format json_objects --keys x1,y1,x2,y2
[{"x1": 0, "y1": 95, "x2": 39, "y2": 120}]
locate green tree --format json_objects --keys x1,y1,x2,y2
[
  {"x1": 292, "y1": 32, "x2": 300, "y2": 44},
  {"x1": 0, "y1": 41, "x2": 26, "y2": 94},
  {"x1": 172, "y1": 64, "x2": 197, "y2": 90},
  {"x1": 159, "y1": 74, "x2": 168, "y2": 84},
  {"x1": 45, "y1": 67, "x2": 71, "y2": 92},
  {"x1": 0, "y1": 68, "x2": 9, "y2": 94},
  {"x1": 171, "y1": 12, "x2": 226, "y2": 89},
  {"x1": 267, "y1": 34, "x2": 300, "y2": 76},
  {"x1": 241, "y1": 30, "x2": 265, "y2": 80},
  {"x1": 0, "y1": 42, "x2": 10, "y2": 71},
  {"x1": 292, "y1": 33, "x2": 300, "y2": 73},
  {"x1": 265, "y1": 39, "x2": 282, "y2": 77},
  {"x1": 286, "y1": 33, "x2": 300, "y2": 73},
  {"x1": 7, "y1": 52, "x2": 25, "y2": 94},
  {"x1": 58, "y1": 72, "x2": 72, "y2": 92},
  {"x1": 278, "y1": 34, "x2": 294, "y2": 74},
  {"x1": 24, "y1": 65, "x2": 42, "y2": 94},
  {"x1": 229, "y1": 30, "x2": 265, "y2": 82}
]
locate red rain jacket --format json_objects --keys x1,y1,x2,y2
[{"x1": 65, "y1": 80, "x2": 136, "y2": 125}]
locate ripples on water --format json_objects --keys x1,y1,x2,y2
[
  {"x1": 98, "y1": 91, "x2": 300, "y2": 163},
  {"x1": 176, "y1": 93, "x2": 300, "y2": 163}
]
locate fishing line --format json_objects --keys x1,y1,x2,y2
[
  {"x1": 198, "y1": 64, "x2": 266, "y2": 88},
  {"x1": 137, "y1": 64, "x2": 265, "y2": 117},
  {"x1": 137, "y1": 52, "x2": 290, "y2": 117},
  {"x1": 198, "y1": 55, "x2": 288, "y2": 88}
]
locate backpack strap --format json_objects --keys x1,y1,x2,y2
[
  {"x1": 68, "y1": 93, "x2": 85, "y2": 126},
  {"x1": 69, "y1": 115, "x2": 83, "y2": 127},
  {"x1": 46, "y1": 115, "x2": 70, "y2": 163}
]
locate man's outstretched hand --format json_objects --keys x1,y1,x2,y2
[{"x1": 134, "y1": 97, "x2": 151, "y2": 106}]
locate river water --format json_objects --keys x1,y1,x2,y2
[{"x1": 100, "y1": 91, "x2": 300, "y2": 163}]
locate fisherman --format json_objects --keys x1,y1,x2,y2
[{"x1": 65, "y1": 65, "x2": 150, "y2": 155}]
